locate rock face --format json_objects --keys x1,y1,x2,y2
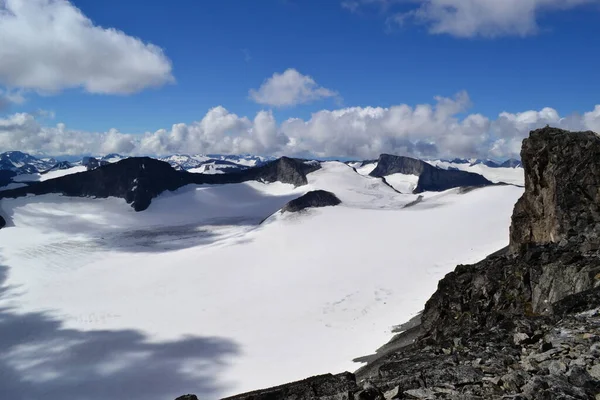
[
  {"x1": 0, "y1": 156, "x2": 320, "y2": 212},
  {"x1": 369, "y1": 154, "x2": 493, "y2": 193},
  {"x1": 510, "y1": 127, "x2": 600, "y2": 254},
  {"x1": 0, "y1": 214, "x2": 5, "y2": 229},
  {"x1": 282, "y1": 190, "x2": 341, "y2": 213},
  {"x1": 186, "y1": 127, "x2": 600, "y2": 400},
  {"x1": 222, "y1": 373, "x2": 358, "y2": 400}
]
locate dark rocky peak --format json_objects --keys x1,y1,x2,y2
[
  {"x1": 0, "y1": 157, "x2": 187, "y2": 212},
  {"x1": 370, "y1": 154, "x2": 428, "y2": 177},
  {"x1": 509, "y1": 127, "x2": 600, "y2": 254},
  {"x1": 470, "y1": 159, "x2": 500, "y2": 168},
  {"x1": 282, "y1": 190, "x2": 341, "y2": 213},
  {"x1": 101, "y1": 153, "x2": 123, "y2": 161},
  {"x1": 501, "y1": 158, "x2": 522, "y2": 168},
  {"x1": 370, "y1": 154, "x2": 492, "y2": 193},
  {"x1": 41, "y1": 161, "x2": 73, "y2": 173},
  {"x1": 243, "y1": 156, "x2": 321, "y2": 187},
  {"x1": 81, "y1": 156, "x2": 109, "y2": 171}
]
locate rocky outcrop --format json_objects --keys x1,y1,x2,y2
[
  {"x1": 0, "y1": 156, "x2": 320, "y2": 212},
  {"x1": 369, "y1": 154, "x2": 493, "y2": 193},
  {"x1": 509, "y1": 127, "x2": 600, "y2": 254},
  {"x1": 242, "y1": 157, "x2": 320, "y2": 187},
  {"x1": 282, "y1": 190, "x2": 341, "y2": 213},
  {"x1": 0, "y1": 214, "x2": 5, "y2": 229},
  {"x1": 222, "y1": 373, "x2": 358, "y2": 400},
  {"x1": 183, "y1": 127, "x2": 600, "y2": 400}
]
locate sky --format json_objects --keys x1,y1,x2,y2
[{"x1": 0, "y1": 0, "x2": 599, "y2": 160}]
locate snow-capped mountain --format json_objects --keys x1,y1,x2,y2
[
  {"x1": 159, "y1": 154, "x2": 272, "y2": 171},
  {"x1": 0, "y1": 151, "x2": 57, "y2": 173}
]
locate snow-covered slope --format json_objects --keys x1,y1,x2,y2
[
  {"x1": 12, "y1": 165, "x2": 87, "y2": 182},
  {"x1": 0, "y1": 164, "x2": 524, "y2": 400}
]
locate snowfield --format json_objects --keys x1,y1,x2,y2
[
  {"x1": 427, "y1": 160, "x2": 525, "y2": 186},
  {"x1": 12, "y1": 165, "x2": 87, "y2": 182},
  {"x1": 0, "y1": 162, "x2": 523, "y2": 400}
]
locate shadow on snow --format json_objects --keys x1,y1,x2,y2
[{"x1": 0, "y1": 264, "x2": 240, "y2": 400}]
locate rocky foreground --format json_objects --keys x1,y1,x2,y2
[{"x1": 175, "y1": 127, "x2": 600, "y2": 400}]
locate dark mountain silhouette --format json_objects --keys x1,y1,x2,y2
[{"x1": 0, "y1": 156, "x2": 320, "y2": 212}]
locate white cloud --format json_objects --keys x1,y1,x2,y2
[
  {"x1": 0, "y1": 0, "x2": 173, "y2": 95},
  {"x1": 345, "y1": 0, "x2": 599, "y2": 38},
  {"x1": 249, "y1": 69, "x2": 339, "y2": 107},
  {"x1": 1, "y1": 93, "x2": 599, "y2": 160}
]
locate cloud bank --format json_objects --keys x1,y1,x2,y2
[
  {"x1": 344, "y1": 0, "x2": 599, "y2": 38},
  {"x1": 1, "y1": 92, "x2": 599, "y2": 160},
  {"x1": 0, "y1": 0, "x2": 173, "y2": 95}
]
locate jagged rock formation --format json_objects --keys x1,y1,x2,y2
[
  {"x1": 189, "y1": 127, "x2": 600, "y2": 400},
  {"x1": 510, "y1": 127, "x2": 600, "y2": 254},
  {"x1": 369, "y1": 154, "x2": 493, "y2": 193},
  {"x1": 0, "y1": 156, "x2": 320, "y2": 212},
  {"x1": 282, "y1": 190, "x2": 341, "y2": 213}
]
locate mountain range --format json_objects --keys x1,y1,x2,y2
[{"x1": 0, "y1": 139, "x2": 532, "y2": 400}]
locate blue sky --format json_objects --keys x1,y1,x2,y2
[{"x1": 1, "y1": 0, "x2": 599, "y2": 159}]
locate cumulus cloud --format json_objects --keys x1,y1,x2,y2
[
  {"x1": 1, "y1": 93, "x2": 599, "y2": 160},
  {"x1": 0, "y1": 0, "x2": 173, "y2": 95},
  {"x1": 344, "y1": 0, "x2": 599, "y2": 38},
  {"x1": 249, "y1": 69, "x2": 339, "y2": 107}
]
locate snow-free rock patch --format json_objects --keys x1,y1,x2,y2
[{"x1": 282, "y1": 190, "x2": 341, "y2": 213}]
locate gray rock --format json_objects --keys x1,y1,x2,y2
[
  {"x1": 509, "y1": 127, "x2": 600, "y2": 254},
  {"x1": 221, "y1": 373, "x2": 358, "y2": 400},
  {"x1": 548, "y1": 360, "x2": 567, "y2": 375},
  {"x1": 588, "y1": 364, "x2": 600, "y2": 380}
]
